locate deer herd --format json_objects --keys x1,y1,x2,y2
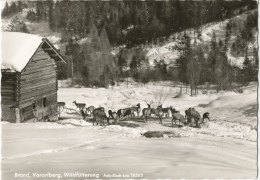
[{"x1": 58, "y1": 101, "x2": 211, "y2": 128}]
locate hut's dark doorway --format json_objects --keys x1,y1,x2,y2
[{"x1": 36, "y1": 99, "x2": 43, "y2": 120}]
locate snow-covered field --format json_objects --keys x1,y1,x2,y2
[{"x1": 1, "y1": 81, "x2": 258, "y2": 179}]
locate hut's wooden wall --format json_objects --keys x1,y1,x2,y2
[
  {"x1": 1, "y1": 73, "x2": 17, "y2": 122},
  {"x1": 19, "y1": 47, "x2": 58, "y2": 121}
]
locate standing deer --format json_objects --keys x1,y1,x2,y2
[
  {"x1": 142, "y1": 102, "x2": 152, "y2": 122},
  {"x1": 131, "y1": 103, "x2": 141, "y2": 118},
  {"x1": 57, "y1": 102, "x2": 66, "y2": 111},
  {"x1": 92, "y1": 107, "x2": 107, "y2": 126},
  {"x1": 156, "y1": 105, "x2": 164, "y2": 124},
  {"x1": 161, "y1": 106, "x2": 171, "y2": 118},
  {"x1": 72, "y1": 101, "x2": 86, "y2": 110}
]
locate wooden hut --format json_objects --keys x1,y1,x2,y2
[{"x1": 1, "y1": 32, "x2": 66, "y2": 123}]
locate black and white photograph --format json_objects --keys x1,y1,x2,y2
[{"x1": 1, "y1": 0, "x2": 258, "y2": 179}]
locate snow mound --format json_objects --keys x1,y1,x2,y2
[
  {"x1": 1, "y1": 121, "x2": 10, "y2": 124},
  {"x1": 206, "y1": 93, "x2": 256, "y2": 109},
  {"x1": 103, "y1": 125, "x2": 146, "y2": 138},
  {"x1": 53, "y1": 119, "x2": 147, "y2": 138},
  {"x1": 56, "y1": 119, "x2": 93, "y2": 127},
  {"x1": 174, "y1": 93, "x2": 192, "y2": 100}
]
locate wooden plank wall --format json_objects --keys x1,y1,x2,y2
[
  {"x1": 1, "y1": 73, "x2": 17, "y2": 122},
  {"x1": 1, "y1": 73, "x2": 16, "y2": 105},
  {"x1": 20, "y1": 47, "x2": 58, "y2": 121}
]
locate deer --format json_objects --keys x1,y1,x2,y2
[
  {"x1": 57, "y1": 102, "x2": 66, "y2": 111},
  {"x1": 142, "y1": 101, "x2": 152, "y2": 122},
  {"x1": 112, "y1": 111, "x2": 118, "y2": 124},
  {"x1": 86, "y1": 106, "x2": 95, "y2": 116},
  {"x1": 131, "y1": 103, "x2": 141, "y2": 118},
  {"x1": 72, "y1": 101, "x2": 86, "y2": 110},
  {"x1": 161, "y1": 106, "x2": 171, "y2": 118},
  {"x1": 156, "y1": 105, "x2": 164, "y2": 124},
  {"x1": 120, "y1": 108, "x2": 132, "y2": 119},
  {"x1": 185, "y1": 108, "x2": 202, "y2": 127},
  {"x1": 117, "y1": 109, "x2": 122, "y2": 118},
  {"x1": 203, "y1": 112, "x2": 210, "y2": 122},
  {"x1": 171, "y1": 108, "x2": 185, "y2": 127},
  {"x1": 123, "y1": 109, "x2": 132, "y2": 120},
  {"x1": 108, "y1": 110, "x2": 114, "y2": 119},
  {"x1": 92, "y1": 107, "x2": 108, "y2": 126}
]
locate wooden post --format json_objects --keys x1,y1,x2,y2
[{"x1": 15, "y1": 108, "x2": 21, "y2": 123}]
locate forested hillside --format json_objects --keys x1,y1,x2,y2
[{"x1": 1, "y1": 0, "x2": 258, "y2": 92}]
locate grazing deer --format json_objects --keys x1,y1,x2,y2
[
  {"x1": 131, "y1": 103, "x2": 141, "y2": 118},
  {"x1": 86, "y1": 106, "x2": 95, "y2": 116},
  {"x1": 117, "y1": 109, "x2": 122, "y2": 118},
  {"x1": 108, "y1": 110, "x2": 114, "y2": 119},
  {"x1": 185, "y1": 108, "x2": 202, "y2": 127},
  {"x1": 150, "y1": 107, "x2": 159, "y2": 118},
  {"x1": 171, "y1": 108, "x2": 185, "y2": 127},
  {"x1": 72, "y1": 101, "x2": 86, "y2": 110},
  {"x1": 123, "y1": 109, "x2": 132, "y2": 120},
  {"x1": 203, "y1": 112, "x2": 210, "y2": 122},
  {"x1": 120, "y1": 108, "x2": 132, "y2": 119}
]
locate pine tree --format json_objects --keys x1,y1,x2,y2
[
  {"x1": 118, "y1": 49, "x2": 127, "y2": 76},
  {"x1": 101, "y1": 64, "x2": 112, "y2": 88},
  {"x1": 242, "y1": 49, "x2": 254, "y2": 82},
  {"x1": 81, "y1": 66, "x2": 89, "y2": 87},
  {"x1": 1, "y1": 2, "x2": 9, "y2": 17},
  {"x1": 5, "y1": 16, "x2": 29, "y2": 33},
  {"x1": 175, "y1": 33, "x2": 192, "y2": 85},
  {"x1": 48, "y1": 0, "x2": 54, "y2": 30},
  {"x1": 17, "y1": 1, "x2": 23, "y2": 12},
  {"x1": 9, "y1": 1, "x2": 17, "y2": 15},
  {"x1": 53, "y1": 1, "x2": 62, "y2": 30}
]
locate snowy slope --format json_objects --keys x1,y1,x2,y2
[{"x1": 145, "y1": 9, "x2": 257, "y2": 68}]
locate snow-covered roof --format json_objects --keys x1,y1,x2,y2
[{"x1": 1, "y1": 32, "x2": 65, "y2": 72}]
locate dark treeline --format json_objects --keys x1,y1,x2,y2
[
  {"x1": 1, "y1": 1, "x2": 27, "y2": 17},
  {"x1": 126, "y1": 7, "x2": 258, "y2": 94},
  {"x1": 25, "y1": 0, "x2": 257, "y2": 48},
  {"x1": 2, "y1": 0, "x2": 257, "y2": 90}
]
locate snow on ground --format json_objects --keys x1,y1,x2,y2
[{"x1": 1, "y1": 82, "x2": 257, "y2": 179}]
